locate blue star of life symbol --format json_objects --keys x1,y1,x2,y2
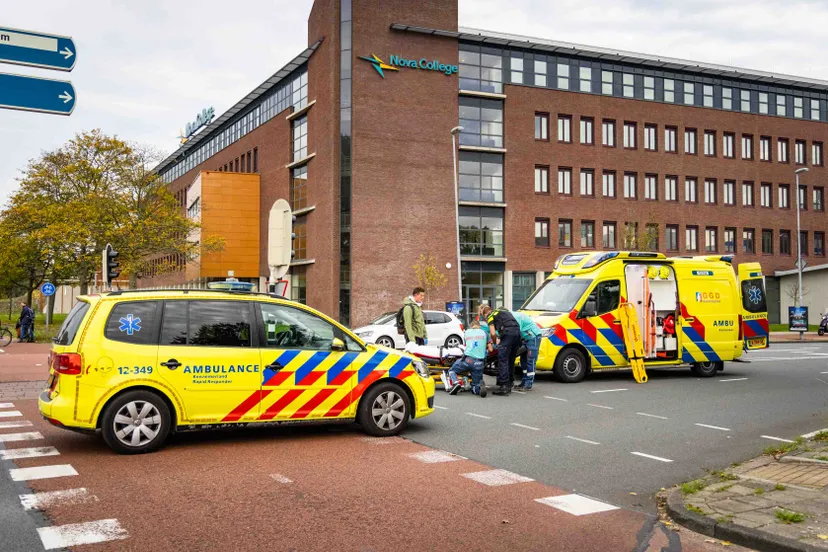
[
  {"x1": 748, "y1": 286, "x2": 762, "y2": 305},
  {"x1": 119, "y1": 314, "x2": 142, "y2": 336}
]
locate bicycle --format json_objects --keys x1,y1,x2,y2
[{"x1": 0, "y1": 322, "x2": 12, "y2": 347}]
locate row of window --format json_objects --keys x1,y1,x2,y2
[
  {"x1": 215, "y1": 148, "x2": 259, "y2": 174},
  {"x1": 535, "y1": 167, "x2": 825, "y2": 210},
  {"x1": 534, "y1": 219, "x2": 826, "y2": 257},
  {"x1": 534, "y1": 113, "x2": 825, "y2": 166}
]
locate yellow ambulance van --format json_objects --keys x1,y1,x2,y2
[{"x1": 520, "y1": 252, "x2": 768, "y2": 383}]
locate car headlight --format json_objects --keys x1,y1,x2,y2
[
  {"x1": 413, "y1": 359, "x2": 430, "y2": 379},
  {"x1": 541, "y1": 325, "x2": 558, "y2": 338},
  {"x1": 356, "y1": 331, "x2": 374, "y2": 339}
]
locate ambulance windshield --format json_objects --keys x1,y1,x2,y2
[{"x1": 521, "y1": 278, "x2": 591, "y2": 314}]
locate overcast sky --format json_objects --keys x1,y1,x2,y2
[{"x1": 3, "y1": 0, "x2": 828, "y2": 202}]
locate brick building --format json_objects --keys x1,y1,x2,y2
[{"x1": 152, "y1": 0, "x2": 827, "y2": 326}]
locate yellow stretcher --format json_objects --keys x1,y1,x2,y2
[{"x1": 619, "y1": 302, "x2": 648, "y2": 384}]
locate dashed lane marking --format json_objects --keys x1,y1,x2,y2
[
  {"x1": 565, "y1": 436, "x2": 600, "y2": 445},
  {"x1": 433, "y1": 405, "x2": 449, "y2": 410},
  {"x1": 9, "y1": 464, "x2": 78, "y2": 482},
  {"x1": 586, "y1": 403, "x2": 614, "y2": 410},
  {"x1": 19, "y1": 488, "x2": 98, "y2": 511},
  {"x1": 0, "y1": 410, "x2": 23, "y2": 418},
  {"x1": 0, "y1": 432, "x2": 42, "y2": 443},
  {"x1": 269, "y1": 474, "x2": 293, "y2": 484},
  {"x1": 510, "y1": 423, "x2": 540, "y2": 431},
  {"x1": 801, "y1": 428, "x2": 828, "y2": 439},
  {"x1": 719, "y1": 378, "x2": 749, "y2": 382},
  {"x1": 462, "y1": 469, "x2": 534, "y2": 486},
  {"x1": 465, "y1": 412, "x2": 492, "y2": 420},
  {"x1": 544, "y1": 396, "x2": 568, "y2": 402},
  {"x1": 695, "y1": 423, "x2": 731, "y2": 432},
  {"x1": 0, "y1": 446, "x2": 60, "y2": 460},
  {"x1": 590, "y1": 388, "x2": 628, "y2": 393},
  {"x1": 761, "y1": 435, "x2": 795, "y2": 443},
  {"x1": 637, "y1": 412, "x2": 668, "y2": 420},
  {"x1": 0, "y1": 402, "x2": 15, "y2": 408},
  {"x1": 408, "y1": 450, "x2": 465, "y2": 464},
  {"x1": 37, "y1": 519, "x2": 129, "y2": 550},
  {"x1": 631, "y1": 452, "x2": 673, "y2": 463},
  {"x1": 0, "y1": 420, "x2": 33, "y2": 429},
  {"x1": 535, "y1": 494, "x2": 619, "y2": 516}
]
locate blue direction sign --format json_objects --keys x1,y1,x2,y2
[
  {"x1": 41, "y1": 283, "x2": 56, "y2": 297},
  {"x1": 0, "y1": 72, "x2": 75, "y2": 115},
  {"x1": 0, "y1": 26, "x2": 76, "y2": 71}
]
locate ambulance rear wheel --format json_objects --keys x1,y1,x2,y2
[
  {"x1": 691, "y1": 361, "x2": 721, "y2": 378},
  {"x1": 555, "y1": 348, "x2": 587, "y2": 383},
  {"x1": 101, "y1": 390, "x2": 171, "y2": 455},
  {"x1": 358, "y1": 382, "x2": 411, "y2": 437}
]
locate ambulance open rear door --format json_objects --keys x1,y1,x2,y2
[{"x1": 737, "y1": 263, "x2": 770, "y2": 350}]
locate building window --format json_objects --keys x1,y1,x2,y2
[
  {"x1": 644, "y1": 124, "x2": 657, "y2": 151},
  {"x1": 602, "y1": 120, "x2": 616, "y2": 147},
  {"x1": 623, "y1": 73, "x2": 634, "y2": 97},
  {"x1": 624, "y1": 222, "x2": 639, "y2": 248},
  {"x1": 685, "y1": 177, "x2": 697, "y2": 203},
  {"x1": 684, "y1": 82, "x2": 695, "y2": 105},
  {"x1": 665, "y1": 176, "x2": 678, "y2": 202},
  {"x1": 535, "y1": 166, "x2": 549, "y2": 194},
  {"x1": 558, "y1": 115, "x2": 572, "y2": 143},
  {"x1": 760, "y1": 136, "x2": 771, "y2": 161},
  {"x1": 459, "y1": 206, "x2": 504, "y2": 256},
  {"x1": 602, "y1": 171, "x2": 616, "y2": 198},
  {"x1": 723, "y1": 180, "x2": 735, "y2": 205},
  {"x1": 813, "y1": 142, "x2": 823, "y2": 166},
  {"x1": 703, "y1": 85, "x2": 713, "y2": 107},
  {"x1": 743, "y1": 229, "x2": 755, "y2": 254},
  {"x1": 644, "y1": 224, "x2": 659, "y2": 252},
  {"x1": 644, "y1": 76, "x2": 655, "y2": 100},
  {"x1": 510, "y1": 56, "x2": 524, "y2": 84},
  {"x1": 666, "y1": 225, "x2": 679, "y2": 251},
  {"x1": 580, "y1": 117, "x2": 594, "y2": 145},
  {"x1": 623, "y1": 122, "x2": 636, "y2": 148},
  {"x1": 723, "y1": 133, "x2": 735, "y2": 158},
  {"x1": 800, "y1": 231, "x2": 809, "y2": 255},
  {"x1": 602, "y1": 222, "x2": 617, "y2": 249},
  {"x1": 759, "y1": 92, "x2": 769, "y2": 114},
  {"x1": 795, "y1": 140, "x2": 806, "y2": 165},
  {"x1": 186, "y1": 197, "x2": 200, "y2": 219},
  {"x1": 459, "y1": 152, "x2": 504, "y2": 203},
  {"x1": 722, "y1": 87, "x2": 732, "y2": 109},
  {"x1": 742, "y1": 135, "x2": 753, "y2": 160},
  {"x1": 779, "y1": 184, "x2": 790, "y2": 208},
  {"x1": 290, "y1": 266, "x2": 307, "y2": 304},
  {"x1": 290, "y1": 165, "x2": 308, "y2": 211},
  {"x1": 812, "y1": 99, "x2": 821, "y2": 121},
  {"x1": 624, "y1": 173, "x2": 637, "y2": 199},
  {"x1": 705, "y1": 179, "x2": 716, "y2": 204},
  {"x1": 740, "y1": 89, "x2": 751, "y2": 112},
  {"x1": 558, "y1": 168, "x2": 572, "y2": 195},
  {"x1": 815, "y1": 232, "x2": 825, "y2": 257},
  {"x1": 686, "y1": 226, "x2": 698, "y2": 252},
  {"x1": 794, "y1": 97, "x2": 804, "y2": 118},
  {"x1": 704, "y1": 131, "x2": 716, "y2": 156},
  {"x1": 776, "y1": 94, "x2": 787, "y2": 116},
  {"x1": 558, "y1": 219, "x2": 572, "y2": 247},
  {"x1": 762, "y1": 229, "x2": 773, "y2": 255},
  {"x1": 601, "y1": 70, "x2": 613, "y2": 95},
  {"x1": 534, "y1": 112, "x2": 549, "y2": 140},
  {"x1": 664, "y1": 79, "x2": 675, "y2": 103},
  {"x1": 814, "y1": 187, "x2": 824, "y2": 211},
  {"x1": 535, "y1": 218, "x2": 550, "y2": 247},
  {"x1": 579, "y1": 66, "x2": 592, "y2": 92},
  {"x1": 462, "y1": 261, "x2": 505, "y2": 314},
  {"x1": 665, "y1": 126, "x2": 677, "y2": 152},
  {"x1": 253, "y1": 148, "x2": 258, "y2": 172},
  {"x1": 778, "y1": 138, "x2": 789, "y2": 163},
  {"x1": 534, "y1": 59, "x2": 548, "y2": 87},
  {"x1": 645, "y1": 174, "x2": 658, "y2": 200},
  {"x1": 742, "y1": 182, "x2": 755, "y2": 207},
  {"x1": 780, "y1": 230, "x2": 791, "y2": 255},
  {"x1": 458, "y1": 48, "x2": 503, "y2": 94},
  {"x1": 580, "y1": 169, "x2": 595, "y2": 197},
  {"x1": 293, "y1": 220, "x2": 307, "y2": 259},
  {"x1": 459, "y1": 97, "x2": 504, "y2": 148},
  {"x1": 557, "y1": 63, "x2": 570, "y2": 89},
  {"x1": 705, "y1": 227, "x2": 718, "y2": 252},
  {"x1": 684, "y1": 128, "x2": 697, "y2": 154},
  {"x1": 581, "y1": 221, "x2": 595, "y2": 248},
  {"x1": 292, "y1": 114, "x2": 308, "y2": 161},
  {"x1": 724, "y1": 228, "x2": 736, "y2": 253},
  {"x1": 798, "y1": 184, "x2": 808, "y2": 210},
  {"x1": 512, "y1": 273, "x2": 536, "y2": 310},
  {"x1": 760, "y1": 183, "x2": 772, "y2": 208}
]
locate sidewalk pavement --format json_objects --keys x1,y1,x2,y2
[
  {"x1": 771, "y1": 332, "x2": 826, "y2": 343},
  {"x1": 666, "y1": 433, "x2": 828, "y2": 551},
  {"x1": 0, "y1": 343, "x2": 51, "y2": 398}
]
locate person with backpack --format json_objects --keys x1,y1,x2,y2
[
  {"x1": 17, "y1": 301, "x2": 35, "y2": 343},
  {"x1": 397, "y1": 287, "x2": 427, "y2": 345}
]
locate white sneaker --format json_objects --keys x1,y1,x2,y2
[{"x1": 440, "y1": 371, "x2": 450, "y2": 392}]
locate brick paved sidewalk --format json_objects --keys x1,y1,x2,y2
[{"x1": 0, "y1": 380, "x2": 45, "y2": 400}]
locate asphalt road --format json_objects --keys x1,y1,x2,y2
[{"x1": 406, "y1": 341, "x2": 828, "y2": 513}]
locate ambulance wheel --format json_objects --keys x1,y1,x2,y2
[
  {"x1": 358, "y1": 382, "x2": 411, "y2": 437},
  {"x1": 555, "y1": 348, "x2": 587, "y2": 383},
  {"x1": 691, "y1": 361, "x2": 721, "y2": 378},
  {"x1": 101, "y1": 390, "x2": 171, "y2": 455}
]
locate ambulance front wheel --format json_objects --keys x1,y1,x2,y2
[
  {"x1": 691, "y1": 361, "x2": 722, "y2": 378},
  {"x1": 554, "y1": 348, "x2": 587, "y2": 383},
  {"x1": 358, "y1": 382, "x2": 411, "y2": 437}
]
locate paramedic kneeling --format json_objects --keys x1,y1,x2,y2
[
  {"x1": 447, "y1": 321, "x2": 489, "y2": 397},
  {"x1": 481, "y1": 305, "x2": 521, "y2": 396}
]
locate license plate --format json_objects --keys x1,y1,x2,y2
[{"x1": 748, "y1": 337, "x2": 766, "y2": 348}]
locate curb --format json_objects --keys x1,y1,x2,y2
[{"x1": 665, "y1": 488, "x2": 825, "y2": 552}]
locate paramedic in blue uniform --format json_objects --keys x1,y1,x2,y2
[
  {"x1": 480, "y1": 305, "x2": 521, "y2": 396},
  {"x1": 446, "y1": 321, "x2": 488, "y2": 397},
  {"x1": 513, "y1": 311, "x2": 542, "y2": 391}
]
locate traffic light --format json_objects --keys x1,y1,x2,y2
[{"x1": 102, "y1": 243, "x2": 120, "y2": 287}]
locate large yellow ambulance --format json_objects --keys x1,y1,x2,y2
[{"x1": 520, "y1": 252, "x2": 768, "y2": 383}]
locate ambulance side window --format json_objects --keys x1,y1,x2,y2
[
  {"x1": 104, "y1": 301, "x2": 160, "y2": 345},
  {"x1": 259, "y1": 303, "x2": 335, "y2": 351},
  {"x1": 580, "y1": 280, "x2": 620, "y2": 318},
  {"x1": 188, "y1": 301, "x2": 253, "y2": 348}
]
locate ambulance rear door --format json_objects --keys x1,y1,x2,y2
[{"x1": 737, "y1": 263, "x2": 769, "y2": 350}]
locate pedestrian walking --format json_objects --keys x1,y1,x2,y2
[
  {"x1": 480, "y1": 305, "x2": 521, "y2": 396},
  {"x1": 514, "y1": 311, "x2": 542, "y2": 391},
  {"x1": 18, "y1": 301, "x2": 35, "y2": 343},
  {"x1": 400, "y1": 287, "x2": 427, "y2": 346},
  {"x1": 445, "y1": 320, "x2": 488, "y2": 397}
]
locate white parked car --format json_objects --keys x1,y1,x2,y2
[{"x1": 355, "y1": 311, "x2": 465, "y2": 349}]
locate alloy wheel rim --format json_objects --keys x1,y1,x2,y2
[
  {"x1": 378, "y1": 337, "x2": 394, "y2": 347},
  {"x1": 447, "y1": 336, "x2": 462, "y2": 347},
  {"x1": 371, "y1": 391, "x2": 405, "y2": 431},
  {"x1": 113, "y1": 400, "x2": 162, "y2": 447}
]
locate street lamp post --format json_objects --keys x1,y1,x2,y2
[
  {"x1": 450, "y1": 126, "x2": 464, "y2": 307},
  {"x1": 795, "y1": 167, "x2": 809, "y2": 341}
]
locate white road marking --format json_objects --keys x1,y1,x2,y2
[
  {"x1": 631, "y1": 452, "x2": 673, "y2": 463},
  {"x1": 19, "y1": 488, "x2": 97, "y2": 511},
  {"x1": 695, "y1": 423, "x2": 731, "y2": 432},
  {"x1": 510, "y1": 423, "x2": 540, "y2": 431},
  {"x1": 0, "y1": 402, "x2": 15, "y2": 408},
  {"x1": 0, "y1": 420, "x2": 33, "y2": 429},
  {"x1": 0, "y1": 446, "x2": 60, "y2": 460},
  {"x1": 269, "y1": 474, "x2": 293, "y2": 483},
  {"x1": 719, "y1": 378, "x2": 748, "y2": 382},
  {"x1": 9, "y1": 464, "x2": 78, "y2": 482},
  {"x1": 0, "y1": 432, "x2": 42, "y2": 443},
  {"x1": 0, "y1": 410, "x2": 23, "y2": 418},
  {"x1": 591, "y1": 388, "x2": 628, "y2": 393},
  {"x1": 462, "y1": 469, "x2": 534, "y2": 486},
  {"x1": 408, "y1": 450, "x2": 465, "y2": 464},
  {"x1": 821, "y1": 371, "x2": 828, "y2": 374},
  {"x1": 544, "y1": 396, "x2": 568, "y2": 402},
  {"x1": 586, "y1": 403, "x2": 614, "y2": 410},
  {"x1": 465, "y1": 412, "x2": 492, "y2": 420},
  {"x1": 35, "y1": 363, "x2": 42, "y2": 366},
  {"x1": 535, "y1": 494, "x2": 619, "y2": 516},
  {"x1": 753, "y1": 357, "x2": 828, "y2": 362},
  {"x1": 565, "y1": 436, "x2": 600, "y2": 445},
  {"x1": 433, "y1": 405, "x2": 449, "y2": 410},
  {"x1": 761, "y1": 435, "x2": 795, "y2": 443},
  {"x1": 37, "y1": 519, "x2": 129, "y2": 549},
  {"x1": 801, "y1": 428, "x2": 828, "y2": 439},
  {"x1": 637, "y1": 412, "x2": 668, "y2": 420}
]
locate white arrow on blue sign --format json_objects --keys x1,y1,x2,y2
[
  {"x1": 41, "y1": 283, "x2": 56, "y2": 297},
  {"x1": 0, "y1": 26, "x2": 76, "y2": 71},
  {"x1": 0, "y1": 72, "x2": 75, "y2": 115}
]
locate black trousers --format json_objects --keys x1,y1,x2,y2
[
  {"x1": 405, "y1": 336, "x2": 425, "y2": 346},
  {"x1": 496, "y1": 331, "x2": 521, "y2": 387}
]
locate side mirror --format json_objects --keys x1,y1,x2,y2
[
  {"x1": 581, "y1": 299, "x2": 598, "y2": 318},
  {"x1": 331, "y1": 338, "x2": 345, "y2": 351}
]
